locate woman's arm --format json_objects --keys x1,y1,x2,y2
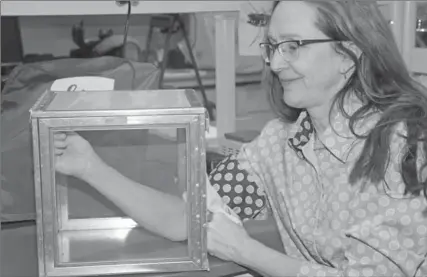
[
  {"x1": 79, "y1": 151, "x2": 268, "y2": 243},
  {"x1": 82, "y1": 159, "x2": 188, "y2": 241},
  {"x1": 77, "y1": 149, "x2": 268, "y2": 243}
]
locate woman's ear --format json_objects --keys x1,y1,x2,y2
[
  {"x1": 339, "y1": 41, "x2": 362, "y2": 75},
  {"x1": 342, "y1": 41, "x2": 362, "y2": 58}
]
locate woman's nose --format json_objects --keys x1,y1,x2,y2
[{"x1": 269, "y1": 51, "x2": 289, "y2": 73}]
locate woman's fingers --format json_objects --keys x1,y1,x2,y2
[
  {"x1": 53, "y1": 131, "x2": 86, "y2": 157},
  {"x1": 54, "y1": 148, "x2": 64, "y2": 155},
  {"x1": 54, "y1": 137, "x2": 68, "y2": 149},
  {"x1": 64, "y1": 131, "x2": 79, "y2": 138},
  {"x1": 54, "y1": 139, "x2": 67, "y2": 148},
  {"x1": 54, "y1": 132, "x2": 69, "y2": 154},
  {"x1": 54, "y1": 131, "x2": 79, "y2": 141},
  {"x1": 207, "y1": 211, "x2": 214, "y2": 222},
  {"x1": 54, "y1": 132, "x2": 67, "y2": 141}
]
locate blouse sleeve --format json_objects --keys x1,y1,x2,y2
[
  {"x1": 208, "y1": 154, "x2": 270, "y2": 221},
  {"x1": 295, "y1": 123, "x2": 427, "y2": 277}
]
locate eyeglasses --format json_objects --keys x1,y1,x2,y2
[{"x1": 259, "y1": 39, "x2": 339, "y2": 63}]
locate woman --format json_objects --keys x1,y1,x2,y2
[{"x1": 54, "y1": 1, "x2": 427, "y2": 276}]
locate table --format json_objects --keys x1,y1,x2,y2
[
  {"x1": 1, "y1": 219, "x2": 282, "y2": 277},
  {"x1": 1, "y1": 0, "x2": 240, "y2": 138}
]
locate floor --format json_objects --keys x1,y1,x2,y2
[{"x1": 1, "y1": 82, "x2": 273, "y2": 277}]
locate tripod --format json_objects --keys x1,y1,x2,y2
[{"x1": 145, "y1": 14, "x2": 216, "y2": 121}]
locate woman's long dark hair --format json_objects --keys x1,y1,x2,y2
[{"x1": 266, "y1": 1, "x2": 427, "y2": 200}]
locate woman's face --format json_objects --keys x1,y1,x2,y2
[{"x1": 268, "y1": 1, "x2": 347, "y2": 110}]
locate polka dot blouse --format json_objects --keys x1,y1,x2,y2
[{"x1": 207, "y1": 98, "x2": 427, "y2": 276}]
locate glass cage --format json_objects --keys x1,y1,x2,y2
[{"x1": 30, "y1": 89, "x2": 209, "y2": 277}]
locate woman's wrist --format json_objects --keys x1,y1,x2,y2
[
  {"x1": 234, "y1": 234, "x2": 260, "y2": 265},
  {"x1": 80, "y1": 154, "x2": 107, "y2": 182}
]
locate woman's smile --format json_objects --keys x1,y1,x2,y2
[
  {"x1": 281, "y1": 77, "x2": 302, "y2": 83},
  {"x1": 280, "y1": 77, "x2": 303, "y2": 90}
]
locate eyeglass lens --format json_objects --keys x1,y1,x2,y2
[{"x1": 261, "y1": 41, "x2": 299, "y2": 62}]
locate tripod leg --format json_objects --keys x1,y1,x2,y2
[
  {"x1": 144, "y1": 17, "x2": 154, "y2": 62},
  {"x1": 158, "y1": 17, "x2": 175, "y2": 89},
  {"x1": 177, "y1": 15, "x2": 216, "y2": 120}
]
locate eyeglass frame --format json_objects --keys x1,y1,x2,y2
[{"x1": 259, "y1": 39, "x2": 341, "y2": 62}]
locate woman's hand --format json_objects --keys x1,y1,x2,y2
[
  {"x1": 54, "y1": 132, "x2": 102, "y2": 180},
  {"x1": 207, "y1": 212, "x2": 251, "y2": 263}
]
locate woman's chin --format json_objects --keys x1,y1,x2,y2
[{"x1": 282, "y1": 94, "x2": 304, "y2": 109}]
